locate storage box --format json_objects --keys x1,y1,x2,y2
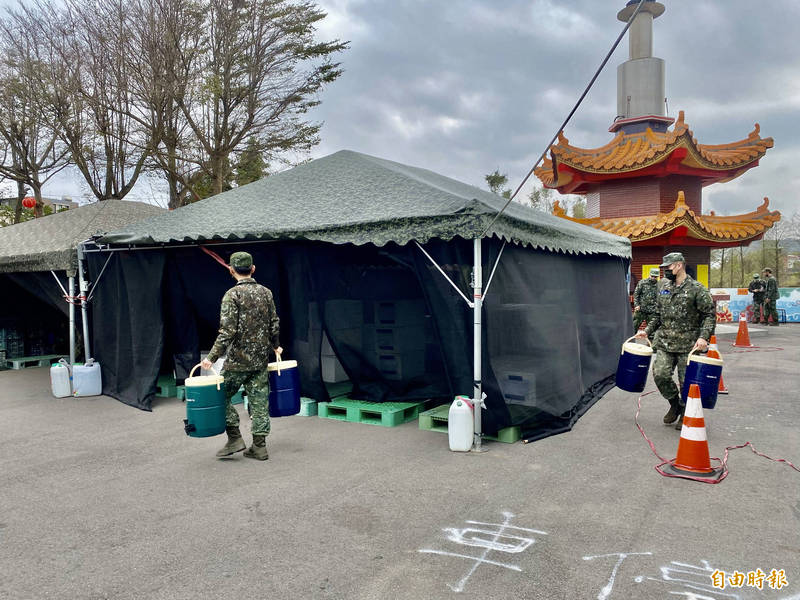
[
  {"x1": 322, "y1": 354, "x2": 348, "y2": 383},
  {"x1": 373, "y1": 324, "x2": 426, "y2": 353},
  {"x1": 377, "y1": 351, "x2": 425, "y2": 381},
  {"x1": 324, "y1": 300, "x2": 363, "y2": 329},
  {"x1": 374, "y1": 300, "x2": 426, "y2": 326},
  {"x1": 322, "y1": 328, "x2": 363, "y2": 356}
]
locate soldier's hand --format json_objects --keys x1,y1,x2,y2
[
  {"x1": 201, "y1": 358, "x2": 213, "y2": 370},
  {"x1": 633, "y1": 306, "x2": 640, "y2": 312},
  {"x1": 275, "y1": 346, "x2": 283, "y2": 357},
  {"x1": 634, "y1": 330, "x2": 647, "y2": 339},
  {"x1": 694, "y1": 338, "x2": 708, "y2": 352}
]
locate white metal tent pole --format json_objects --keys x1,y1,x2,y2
[
  {"x1": 68, "y1": 276, "x2": 76, "y2": 365},
  {"x1": 77, "y1": 245, "x2": 91, "y2": 360},
  {"x1": 472, "y1": 237, "x2": 483, "y2": 452}
]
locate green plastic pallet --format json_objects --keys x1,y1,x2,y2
[
  {"x1": 325, "y1": 381, "x2": 353, "y2": 399},
  {"x1": 299, "y1": 397, "x2": 318, "y2": 417},
  {"x1": 156, "y1": 375, "x2": 177, "y2": 397},
  {"x1": 418, "y1": 403, "x2": 521, "y2": 443},
  {"x1": 318, "y1": 398, "x2": 424, "y2": 427}
]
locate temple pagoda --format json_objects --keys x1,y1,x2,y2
[{"x1": 534, "y1": 0, "x2": 780, "y2": 289}]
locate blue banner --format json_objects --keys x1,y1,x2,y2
[{"x1": 710, "y1": 287, "x2": 799, "y2": 323}]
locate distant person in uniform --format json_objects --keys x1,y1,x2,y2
[
  {"x1": 762, "y1": 267, "x2": 780, "y2": 326},
  {"x1": 636, "y1": 252, "x2": 715, "y2": 429},
  {"x1": 633, "y1": 268, "x2": 660, "y2": 331},
  {"x1": 201, "y1": 252, "x2": 282, "y2": 460},
  {"x1": 747, "y1": 273, "x2": 766, "y2": 324}
]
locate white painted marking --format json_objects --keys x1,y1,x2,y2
[
  {"x1": 418, "y1": 511, "x2": 545, "y2": 593},
  {"x1": 582, "y1": 552, "x2": 652, "y2": 600},
  {"x1": 643, "y1": 560, "x2": 742, "y2": 599},
  {"x1": 417, "y1": 550, "x2": 521, "y2": 572}
]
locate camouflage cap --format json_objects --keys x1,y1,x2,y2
[
  {"x1": 229, "y1": 251, "x2": 253, "y2": 269},
  {"x1": 660, "y1": 252, "x2": 685, "y2": 267},
  {"x1": 753, "y1": 273, "x2": 760, "y2": 278},
  {"x1": 649, "y1": 268, "x2": 660, "y2": 277}
]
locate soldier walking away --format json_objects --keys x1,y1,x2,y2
[
  {"x1": 748, "y1": 273, "x2": 766, "y2": 324},
  {"x1": 201, "y1": 252, "x2": 282, "y2": 460},
  {"x1": 633, "y1": 267, "x2": 660, "y2": 331},
  {"x1": 762, "y1": 267, "x2": 780, "y2": 326},
  {"x1": 635, "y1": 252, "x2": 715, "y2": 430}
]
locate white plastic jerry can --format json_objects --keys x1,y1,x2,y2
[
  {"x1": 73, "y1": 359, "x2": 102, "y2": 397},
  {"x1": 448, "y1": 395, "x2": 474, "y2": 452},
  {"x1": 50, "y1": 359, "x2": 72, "y2": 398}
]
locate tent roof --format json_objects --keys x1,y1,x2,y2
[
  {"x1": 0, "y1": 200, "x2": 165, "y2": 275},
  {"x1": 100, "y1": 150, "x2": 631, "y2": 258}
]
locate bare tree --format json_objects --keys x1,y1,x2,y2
[
  {"x1": 154, "y1": 0, "x2": 348, "y2": 201},
  {"x1": 0, "y1": 12, "x2": 71, "y2": 218},
  {"x1": 30, "y1": 0, "x2": 155, "y2": 202}
]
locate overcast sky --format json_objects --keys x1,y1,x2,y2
[{"x1": 16, "y1": 0, "x2": 800, "y2": 218}]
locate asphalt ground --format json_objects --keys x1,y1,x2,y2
[{"x1": 1, "y1": 324, "x2": 799, "y2": 600}]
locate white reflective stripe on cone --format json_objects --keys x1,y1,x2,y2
[
  {"x1": 680, "y1": 426, "x2": 708, "y2": 442},
  {"x1": 684, "y1": 400, "x2": 704, "y2": 419}
]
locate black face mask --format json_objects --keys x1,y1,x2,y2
[{"x1": 664, "y1": 270, "x2": 677, "y2": 281}]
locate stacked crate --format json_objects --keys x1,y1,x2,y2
[
  {"x1": 368, "y1": 300, "x2": 426, "y2": 381},
  {"x1": 0, "y1": 321, "x2": 25, "y2": 360},
  {"x1": 321, "y1": 300, "x2": 362, "y2": 383}
]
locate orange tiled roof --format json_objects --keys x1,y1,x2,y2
[
  {"x1": 535, "y1": 111, "x2": 773, "y2": 189},
  {"x1": 552, "y1": 192, "x2": 781, "y2": 243}
]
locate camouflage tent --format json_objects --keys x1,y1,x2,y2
[
  {"x1": 0, "y1": 200, "x2": 165, "y2": 276},
  {"x1": 100, "y1": 150, "x2": 629, "y2": 257},
  {"x1": 0, "y1": 200, "x2": 165, "y2": 364},
  {"x1": 89, "y1": 151, "x2": 633, "y2": 443}
]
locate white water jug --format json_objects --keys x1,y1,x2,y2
[
  {"x1": 448, "y1": 396, "x2": 474, "y2": 452},
  {"x1": 50, "y1": 359, "x2": 72, "y2": 398},
  {"x1": 73, "y1": 359, "x2": 102, "y2": 397}
]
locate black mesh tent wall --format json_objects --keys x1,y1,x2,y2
[
  {"x1": 0, "y1": 200, "x2": 165, "y2": 364},
  {"x1": 86, "y1": 237, "x2": 630, "y2": 440},
  {"x1": 87, "y1": 150, "x2": 632, "y2": 442}
]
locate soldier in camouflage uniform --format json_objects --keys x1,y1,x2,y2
[
  {"x1": 762, "y1": 267, "x2": 780, "y2": 326},
  {"x1": 201, "y1": 252, "x2": 281, "y2": 460},
  {"x1": 635, "y1": 252, "x2": 715, "y2": 430},
  {"x1": 632, "y1": 267, "x2": 660, "y2": 331},
  {"x1": 747, "y1": 273, "x2": 766, "y2": 323}
]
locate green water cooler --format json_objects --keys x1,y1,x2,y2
[{"x1": 183, "y1": 364, "x2": 226, "y2": 437}]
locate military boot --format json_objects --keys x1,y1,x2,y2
[
  {"x1": 244, "y1": 434, "x2": 269, "y2": 461},
  {"x1": 674, "y1": 411, "x2": 684, "y2": 430},
  {"x1": 663, "y1": 400, "x2": 680, "y2": 424},
  {"x1": 216, "y1": 426, "x2": 246, "y2": 457}
]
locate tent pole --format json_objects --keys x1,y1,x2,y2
[
  {"x1": 68, "y1": 276, "x2": 76, "y2": 365},
  {"x1": 77, "y1": 245, "x2": 91, "y2": 360},
  {"x1": 472, "y1": 237, "x2": 484, "y2": 452}
]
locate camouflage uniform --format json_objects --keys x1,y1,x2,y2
[
  {"x1": 645, "y1": 274, "x2": 716, "y2": 410},
  {"x1": 633, "y1": 276, "x2": 659, "y2": 330},
  {"x1": 207, "y1": 275, "x2": 280, "y2": 436},
  {"x1": 748, "y1": 275, "x2": 766, "y2": 323},
  {"x1": 763, "y1": 273, "x2": 780, "y2": 325}
]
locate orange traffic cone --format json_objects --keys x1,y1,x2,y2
[
  {"x1": 707, "y1": 336, "x2": 728, "y2": 394},
  {"x1": 667, "y1": 384, "x2": 722, "y2": 479},
  {"x1": 732, "y1": 313, "x2": 754, "y2": 348}
]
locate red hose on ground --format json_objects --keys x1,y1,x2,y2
[{"x1": 634, "y1": 391, "x2": 800, "y2": 484}]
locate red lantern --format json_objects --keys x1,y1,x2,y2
[{"x1": 22, "y1": 197, "x2": 36, "y2": 209}]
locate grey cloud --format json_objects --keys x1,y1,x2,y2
[{"x1": 310, "y1": 0, "x2": 800, "y2": 217}]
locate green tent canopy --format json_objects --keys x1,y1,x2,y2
[
  {"x1": 1, "y1": 200, "x2": 165, "y2": 276},
  {"x1": 100, "y1": 150, "x2": 630, "y2": 258}
]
